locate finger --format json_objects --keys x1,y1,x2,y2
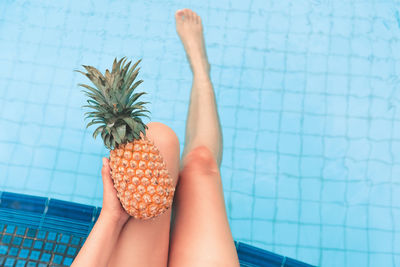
[{"x1": 101, "y1": 158, "x2": 114, "y2": 187}]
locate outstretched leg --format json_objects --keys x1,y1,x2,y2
[
  {"x1": 108, "y1": 122, "x2": 180, "y2": 267},
  {"x1": 175, "y1": 8, "x2": 223, "y2": 168},
  {"x1": 168, "y1": 9, "x2": 239, "y2": 267}
]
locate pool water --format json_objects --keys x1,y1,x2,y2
[{"x1": 0, "y1": 0, "x2": 399, "y2": 266}]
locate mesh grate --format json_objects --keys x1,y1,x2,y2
[{"x1": 0, "y1": 224, "x2": 82, "y2": 267}]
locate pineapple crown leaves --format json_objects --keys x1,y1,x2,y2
[{"x1": 75, "y1": 57, "x2": 151, "y2": 150}]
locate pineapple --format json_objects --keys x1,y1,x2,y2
[{"x1": 76, "y1": 57, "x2": 175, "y2": 220}]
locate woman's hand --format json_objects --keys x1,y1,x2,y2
[
  {"x1": 71, "y1": 158, "x2": 130, "y2": 267},
  {"x1": 100, "y1": 157, "x2": 130, "y2": 226}
]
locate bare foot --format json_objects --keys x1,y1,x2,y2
[{"x1": 175, "y1": 8, "x2": 210, "y2": 75}]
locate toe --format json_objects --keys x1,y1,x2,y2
[
  {"x1": 189, "y1": 10, "x2": 196, "y2": 22},
  {"x1": 175, "y1": 9, "x2": 184, "y2": 22},
  {"x1": 194, "y1": 12, "x2": 200, "y2": 24},
  {"x1": 185, "y1": 10, "x2": 192, "y2": 21},
  {"x1": 182, "y1": 8, "x2": 189, "y2": 18},
  {"x1": 183, "y1": 8, "x2": 193, "y2": 21}
]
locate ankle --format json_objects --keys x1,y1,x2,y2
[
  {"x1": 193, "y1": 70, "x2": 211, "y2": 83},
  {"x1": 191, "y1": 63, "x2": 210, "y2": 77}
]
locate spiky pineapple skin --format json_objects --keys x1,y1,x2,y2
[{"x1": 109, "y1": 138, "x2": 175, "y2": 220}]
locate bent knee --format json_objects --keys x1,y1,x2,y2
[
  {"x1": 181, "y1": 146, "x2": 219, "y2": 175},
  {"x1": 145, "y1": 122, "x2": 179, "y2": 149}
]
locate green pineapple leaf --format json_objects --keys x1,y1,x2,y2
[{"x1": 77, "y1": 57, "x2": 150, "y2": 150}]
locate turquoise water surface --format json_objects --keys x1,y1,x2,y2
[{"x1": 0, "y1": 0, "x2": 399, "y2": 266}]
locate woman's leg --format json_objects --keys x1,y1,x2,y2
[
  {"x1": 168, "y1": 9, "x2": 239, "y2": 266},
  {"x1": 175, "y1": 8, "x2": 222, "y2": 167},
  {"x1": 108, "y1": 122, "x2": 180, "y2": 267}
]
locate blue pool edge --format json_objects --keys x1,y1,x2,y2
[{"x1": 0, "y1": 191, "x2": 316, "y2": 267}]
